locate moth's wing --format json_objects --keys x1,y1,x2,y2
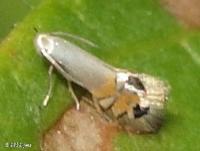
[{"x1": 118, "y1": 73, "x2": 170, "y2": 133}]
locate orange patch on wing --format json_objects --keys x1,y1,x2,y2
[
  {"x1": 112, "y1": 91, "x2": 139, "y2": 117},
  {"x1": 92, "y1": 74, "x2": 116, "y2": 98}
]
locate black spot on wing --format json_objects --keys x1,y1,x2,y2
[
  {"x1": 127, "y1": 76, "x2": 145, "y2": 91},
  {"x1": 133, "y1": 104, "x2": 149, "y2": 118}
]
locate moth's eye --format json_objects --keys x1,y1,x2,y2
[
  {"x1": 127, "y1": 76, "x2": 145, "y2": 91},
  {"x1": 133, "y1": 104, "x2": 149, "y2": 118}
]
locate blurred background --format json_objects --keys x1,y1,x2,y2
[{"x1": 0, "y1": 0, "x2": 40, "y2": 41}]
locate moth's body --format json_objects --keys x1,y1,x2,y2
[{"x1": 34, "y1": 33, "x2": 169, "y2": 133}]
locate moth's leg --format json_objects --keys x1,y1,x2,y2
[
  {"x1": 93, "y1": 97, "x2": 112, "y2": 121},
  {"x1": 82, "y1": 96, "x2": 95, "y2": 107},
  {"x1": 68, "y1": 81, "x2": 80, "y2": 110},
  {"x1": 43, "y1": 65, "x2": 54, "y2": 106}
]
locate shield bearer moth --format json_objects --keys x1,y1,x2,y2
[{"x1": 34, "y1": 32, "x2": 169, "y2": 133}]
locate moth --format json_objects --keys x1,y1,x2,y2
[{"x1": 34, "y1": 32, "x2": 169, "y2": 133}]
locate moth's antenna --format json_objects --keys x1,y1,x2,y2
[{"x1": 50, "y1": 32, "x2": 98, "y2": 48}]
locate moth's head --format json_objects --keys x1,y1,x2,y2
[{"x1": 34, "y1": 33, "x2": 55, "y2": 56}]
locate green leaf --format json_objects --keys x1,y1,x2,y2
[
  {"x1": 0, "y1": 0, "x2": 41, "y2": 40},
  {"x1": 0, "y1": 0, "x2": 200, "y2": 150}
]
